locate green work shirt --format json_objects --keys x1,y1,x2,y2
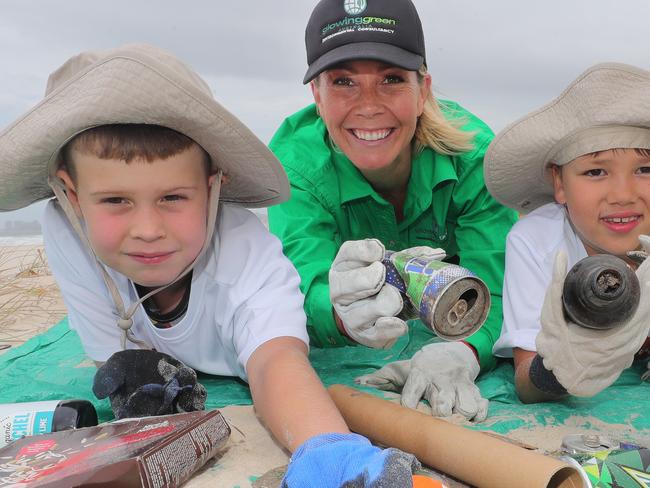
[{"x1": 268, "y1": 102, "x2": 517, "y2": 371}]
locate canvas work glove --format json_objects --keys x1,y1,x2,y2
[
  {"x1": 93, "y1": 349, "x2": 207, "y2": 420},
  {"x1": 536, "y1": 249, "x2": 650, "y2": 397},
  {"x1": 281, "y1": 432, "x2": 420, "y2": 488},
  {"x1": 330, "y1": 239, "x2": 406, "y2": 349},
  {"x1": 356, "y1": 342, "x2": 488, "y2": 421},
  {"x1": 330, "y1": 239, "x2": 446, "y2": 349}
]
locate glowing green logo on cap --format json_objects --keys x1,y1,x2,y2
[{"x1": 344, "y1": 0, "x2": 367, "y2": 15}]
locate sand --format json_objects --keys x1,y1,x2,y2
[
  {"x1": 0, "y1": 244, "x2": 67, "y2": 352},
  {"x1": 1, "y1": 243, "x2": 648, "y2": 487}
]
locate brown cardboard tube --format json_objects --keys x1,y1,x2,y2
[{"x1": 328, "y1": 385, "x2": 584, "y2": 488}]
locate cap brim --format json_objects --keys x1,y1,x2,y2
[
  {"x1": 0, "y1": 45, "x2": 289, "y2": 211},
  {"x1": 484, "y1": 62, "x2": 650, "y2": 213},
  {"x1": 303, "y1": 42, "x2": 424, "y2": 84}
]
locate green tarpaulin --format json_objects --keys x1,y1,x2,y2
[{"x1": 1, "y1": 318, "x2": 649, "y2": 439}]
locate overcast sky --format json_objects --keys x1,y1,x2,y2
[{"x1": 1, "y1": 0, "x2": 650, "y2": 229}]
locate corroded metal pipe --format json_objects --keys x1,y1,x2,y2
[{"x1": 562, "y1": 254, "x2": 640, "y2": 329}]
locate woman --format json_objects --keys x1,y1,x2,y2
[{"x1": 268, "y1": 0, "x2": 517, "y2": 421}]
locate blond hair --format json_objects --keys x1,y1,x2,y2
[{"x1": 414, "y1": 65, "x2": 475, "y2": 155}]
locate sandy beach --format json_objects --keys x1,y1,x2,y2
[{"x1": 0, "y1": 242, "x2": 67, "y2": 352}]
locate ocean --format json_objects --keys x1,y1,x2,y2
[{"x1": 0, "y1": 235, "x2": 44, "y2": 246}]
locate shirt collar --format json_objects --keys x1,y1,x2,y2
[
  {"x1": 333, "y1": 143, "x2": 459, "y2": 206},
  {"x1": 332, "y1": 146, "x2": 380, "y2": 204}
]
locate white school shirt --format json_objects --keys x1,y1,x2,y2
[
  {"x1": 492, "y1": 203, "x2": 587, "y2": 357},
  {"x1": 42, "y1": 200, "x2": 309, "y2": 381}
]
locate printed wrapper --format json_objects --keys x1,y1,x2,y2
[
  {"x1": 0, "y1": 409, "x2": 230, "y2": 487},
  {"x1": 563, "y1": 447, "x2": 650, "y2": 488}
]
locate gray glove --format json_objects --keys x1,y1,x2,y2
[
  {"x1": 355, "y1": 341, "x2": 488, "y2": 421},
  {"x1": 330, "y1": 239, "x2": 407, "y2": 349},
  {"x1": 330, "y1": 239, "x2": 446, "y2": 349},
  {"x1": 536, "y1": 249, "x2": 650, "y2": 397}
]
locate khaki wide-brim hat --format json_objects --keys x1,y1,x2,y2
[
  {"x1": 0, "y1": 43, "x2": 289, "y2": 211},
  {"x1": 484, "y1": 62, "x2": 650, "y2": 214}
]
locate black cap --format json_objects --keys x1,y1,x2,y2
[{"x1": 303, "y1": 0, "x2": 426, "y2": 84}]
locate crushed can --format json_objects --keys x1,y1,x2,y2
[
  {"x1": 556, "y1": 434, "x2": 650, "y2": 488},
  {"x1": 382, "y1": 250, "x2": 490, "y2": 341}
]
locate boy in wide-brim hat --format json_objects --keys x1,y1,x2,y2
[
  {"x1": 0, "y1": 44, "x2": 421, "y2": 485},
  {"x1": 485, "y1": 62, "x2": 650, "y2": 404}
]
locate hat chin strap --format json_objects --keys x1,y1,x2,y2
[{"x1": 47, "y1": 170, "x2": 223, "y2": 350}]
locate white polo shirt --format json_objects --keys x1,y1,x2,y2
[
  {"x1": 492, "y1": 203, "x2": 587, "y2": 357},
  {"x1": 43, "y1": 200, "x2": 309, "y2": 381}
]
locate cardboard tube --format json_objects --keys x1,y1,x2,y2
[{"x1": 329, "y1": 385, "x2": 584, "y2": 488}]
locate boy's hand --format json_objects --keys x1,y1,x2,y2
[
  {"x1": 355, "y1": 342, "x2": 488, "y2": 421},
  {"x1": 281, "y1": 432, "x2": 420, "y2": 488},
  {"x1": 330, "y1": 239, "x2": 407, "y2": 348},
  {"x1": 536, "y1": 251, "x2": 650, "y2": 397}
]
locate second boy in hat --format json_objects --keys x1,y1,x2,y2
[{"x1": 486, "y1": 63, "x2": 650, "y2": 403}]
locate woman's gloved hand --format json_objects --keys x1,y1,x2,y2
[
  {"x1": 281, "y1": 432, "x2": 421, "y2": 488},
  {"x1": 536, "y1": 248, "x2": 650, "y2": 397},
  {"x1": 329, "y1": 239, "x2": 407, "y2": 349},
  {"x1": 355, "y1": 342, "x2": 488, "y2": 421},
  {"x1": 329, "y1": 239, "x2": 446, "y2": 349}
]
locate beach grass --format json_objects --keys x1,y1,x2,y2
[{"x1": 0, "y1": 244, "x2": 66, "y2": 351}]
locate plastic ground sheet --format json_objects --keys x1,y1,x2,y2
[{"x1": 1, "y1": 318, "x2": 649, "y2": 441}]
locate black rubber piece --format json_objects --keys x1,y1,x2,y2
[{"x1": 562, "y1": 254, "x2": 640, "y2": 329}]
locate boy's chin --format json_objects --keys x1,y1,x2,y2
[
  {"x1": 585, "y1": 238, "x2": 643, "y2": 257},
  {"x1": 130, "y1": 274, "x2": 179, "y2": 289}
]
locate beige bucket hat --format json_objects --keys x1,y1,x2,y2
[
  {"x1": 0, "y1": 43, "x2": 289, "y2": 211},
  {"x1": 484, "y1": 62, "x2": 650, "y2": 213}
]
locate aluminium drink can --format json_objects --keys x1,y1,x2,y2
[{"x1": 383, "y1": 251, "x2": 490, "y2": 341}]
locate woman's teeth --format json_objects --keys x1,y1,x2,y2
[{"x1": 352, "y1": 129, "x2": 391, "y2": 141}]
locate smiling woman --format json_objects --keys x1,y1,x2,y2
[{"x1": 267, "y1": 0, "x2": 518, "y2": 424}]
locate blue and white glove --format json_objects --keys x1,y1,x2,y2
[{"x1": 281, "y1": 433, "x2": 420, "y2": 488}]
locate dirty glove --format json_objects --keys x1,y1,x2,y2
[
  {"x1": 281, "y1": 432, "x2": 420, "y2": 488},
  {"x1": 356, "y1": 342, "x2": 487, "y2": 421},
  {"x1": 93, "y1": 349, "x2": 207, "y2": 420},
  {"x1": 626, "y1": 234, "x2": 650, "y2": 264},
  {"x1": 536, "y1": 250, "x2": 650, "y2": 397},
  {"x1": 330, "y1": 239, "x2": 444, "y2": 349}
]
